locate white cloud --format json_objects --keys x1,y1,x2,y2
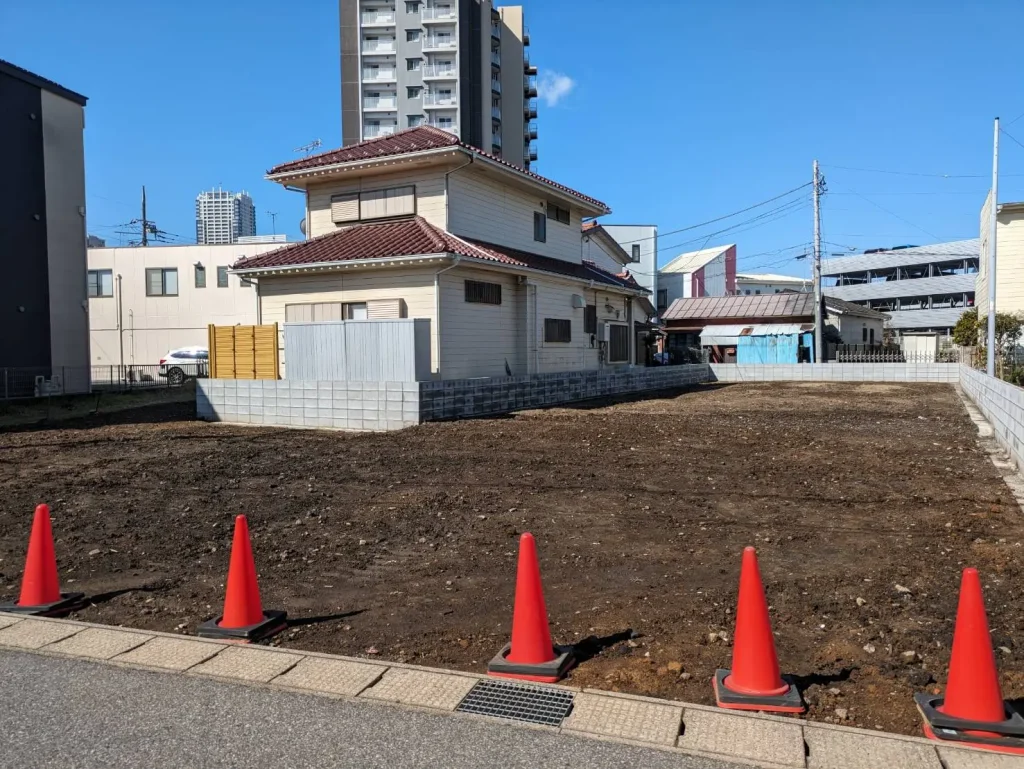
[{"x1": 537, "y1": 71, "x2": 575, "y2": 107}]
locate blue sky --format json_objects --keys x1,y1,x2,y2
[{"x1": 4, "y1": 0, "x2": 1024, "y2": 280}]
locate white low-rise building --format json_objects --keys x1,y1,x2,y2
[
  {"x1": 87, "y1": 243, "x2": 283, "y2": 368},
  {"x1": 736, "y1": 272, "x2": 810, "y2": 295}
]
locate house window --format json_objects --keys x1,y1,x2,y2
[
  {"x1": 406, "y1": 1, "x2": 420, "y2": 11},
  {"x1": 744, "y1": 289, "x2": 751, "y2": 295},
  {"x1": 332, "y1": 185, "x2": 415, "y2": 224},
  {"x1": 544, "y1": 318, "x2": 571, "y2": 343},
  {"x1": 285, "y1": 302, "x2": 369, "y2": 322},
  {"x1": 546, "y1": 202, "x2": 570, "y2": 225},
  {"x1": 87, "y1": 269, "x2": 113, "y2": 297},
  {"x1": 465, "y1": 279, "x2": 502, "y2": 305},
  {"x1": 631, "y1": 244, "x2": 641, "y2": 261},
  {"x1": 609, "y1": 324, "x2": 629, "y2": 362},
  {"x1": 408, "y1": 115, "x2": 424, "y2": 127},
  {"x1": 533, "y1": 211, "x2": 546, "y2": 243},
  {"x1": 406, "y1": 29, "x2": 421, "y2": 41},
  {"x1": 862, "y1": 326, "x2": 868, "y2": 342},
  {"x1": 755, "y1": 290, "x2": 761, "y2": 295},
  {"x1": 656, "y1": 289, "x2": 668, "y2": 311},
  {"x1": 217, "y1": 266, "x2": 229, "y2": 288},
  {"x1": 194, "y1": 265, "x2": 206, "y2": 288},
  {"x1": 436, "y1": 116, "x2": 453, "y2": 128},
  {"x1": 146, "y1": 268, "x2": 178, "y2": 297},
  {"x1": 346, "y1": 303, "x2": 368, "y2": 320},
  {"x1": 870, "y1": 328, "x2": 875, "y2": 344},
  {"x1": 407, "y1": 86, "x2": 422, "y2": 98},
  {"x1": 407, "y1": 58, "x2": 421, "y2": 71},
  {"x1": 584, "y1": 304, "x2": 597, "y2": 334}
]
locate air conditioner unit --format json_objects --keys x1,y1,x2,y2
[
  {"x1": 570, "y1": 294, "x2": 585, "y2": 309},
  {"x1": 597, "y1": 322, "x2": 611, "y2": 343}
]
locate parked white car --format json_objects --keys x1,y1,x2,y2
[{"x1": 158, "y1": 346, "x2": 209, "y2": 385}]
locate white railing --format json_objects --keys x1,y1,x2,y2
[
  {"x1": 423, "y1": 91, "x2": 457, "y2": 107},
  {"x1": 427, "y1": 122, "x2": 458, "y2": 136},
  {"x1": 362, "y1": 40, "x2": 396, "y2": 53},
  {"x1": 363, "y1": 124, "x2": 397, "y2": 139},
  {"x1": 423, "y1": 36, "x2": 457, "y2": 50},
  {"x1": 362, "y1": 68, "x2": 397, "y2": 81},
  {"x1": 364, "y1": 97, "x2": 398, "y2": 110},
  {"x1": 422, "y1": 64, "x2": 458, "y2": 78},
  {"x1": 361, "y1": 10, "x2": 396, "y2": 24},
  {"x1": 422, "y1": 6, "x2": 457, "y2": 20}
]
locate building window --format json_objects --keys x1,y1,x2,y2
[
  {"x1": 465, "y1": 280, "x2": 502, "y2": 305},
  {"x1": 407, "y1": 86, "x2": 422, "y2": 98},
  {"x1": 546, "y1": 202, "x2": 570, "y2": 225},
  {"x1": 656, "y1": 289, "x2": 668, "y2": 311},
  {"x1": 754, "y1": 290, "x2": 761, "y2": 295},
  {"x1": 744, "y1": 289, "x2": 751, "y2": 295},
  {"x1": 436, "y1": 116, "x2": 453, "y2": 128},
  {"x1": 584, "y1": 304, "x2": 597, "y2": 334},
  {"x1": 194, "y1": 265, "x2": 206, "y2": 288},
  {"x1": 870, "y1": 328, "x2": 875, "y2": 344},
  {"x1": 145, "y1": 268, "x2": 178, "y2": 297},
  {"x1": 407, "y1": 58, "x2": 421, "y2": 71},
  {"x1": 862, "y1": 326, "x2": 868, "y2": 342},
  {"x1": 346, "y1": 302, "x2": 368, "y2": 320},
  {"x1": 609, "y1": 324, "x2": 629, "y2": 362},
  {"x1": 87, "y1": 269, "x2": 113, "y2": 298},
  {"x1": 405, "y1": 0, "x2": 420, "y2": 11},
  {"x1": 533, "y1": 211, "x2": 546, "y2": 243},
  {"x1": 544, "y1": 318, "x2": 571, "y2": 343},
  {"x1": 408, "y1": 114, "x2": 424, "y2": 127},
  {"x1": 406, "y1": 29, "x2": 421, "y2": 41},
  {"x1": 217, "y1": 266, "x2": 229, "y2": 288},
  {"x1": 631, "y1": 244, "x2": 641, "y2": 261},
  {"x1": 775, "y1": 289, "x2": 781, "y2": 293}
]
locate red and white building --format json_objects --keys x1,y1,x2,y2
[{"x1": 656, "y1": 244, "x2": 737, "y2": 315}]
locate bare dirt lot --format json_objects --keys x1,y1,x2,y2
[{"x1": 1, "y1": 382, "x2": 1021, "y2": 735}]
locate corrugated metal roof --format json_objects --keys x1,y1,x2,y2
[
  {"x1": 822, "y1": 239, "x2": 979, "y2": 276},
  {"x1": 660, "y1": 244, "x2": 734, "y2": 274},
  {"x1": 663, "y1": 292, "x2": 815, "y2": 321},
  {"x1": 749, "y1": 323, "x2": 811, "y2": 335}
]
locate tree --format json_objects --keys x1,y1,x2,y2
[{"x1": 953, "y1": 307, "x2": 1023, "y2": 355}]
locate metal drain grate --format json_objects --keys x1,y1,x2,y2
[{"x1": 456, "y1": 679, "x2": 575, "y2": 726}]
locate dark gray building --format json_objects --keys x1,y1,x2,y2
[
  {"x1": 339, "y1": 0, "x2": 536, "y2": 169},
  {"x1": 0, "y1": 59, "x2": 90, "y2": 394}
]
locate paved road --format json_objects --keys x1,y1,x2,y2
[{"x1": 0, "y1": 650, "x2": 744, "y2": 769}]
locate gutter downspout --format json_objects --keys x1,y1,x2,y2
[
  {"x1": 444, "y1": 156, "x2": 475, "y2": 230},
  {"x1": 116, "y1": 274, "x2": 124, "y2": 374},
  {"x1": 434, "y1": 255, "x2": 462, "y2": 379}
]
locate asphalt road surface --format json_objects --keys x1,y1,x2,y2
[{"x1": 0, "y1": 650, "x2": 745, "y2": 769}]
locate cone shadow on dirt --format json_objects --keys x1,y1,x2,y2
[
  {"x1": 790, "y1": 667, "x2": 857, "y2": 691},
  {"x1": 286, "y1": 609, "x2": 365, "y2": 628},
  {"x1": 83, "y1": 584, "x2": 164, "y2": 607},
  {"x1": 572, "y1": 630, "x2": 636, "y2": 664}
]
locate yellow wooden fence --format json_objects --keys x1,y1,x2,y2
[{"x1": 207, "y1": 324, "x2": 279, "y2": 380}]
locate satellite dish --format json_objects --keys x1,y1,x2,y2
[{"x1": 299, "y1": 217, "x2": 307, "y2": 236}]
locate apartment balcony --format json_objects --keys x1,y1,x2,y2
[
  {"x1": 524, "y1": 60, "x2": 537, "y2": 75},
  {"x1": 525, "y1": 122, "x2": 537, "y2": 140},
  {"x1": 491, "y1": 21, "x2": 501, "y2": 40},
  {"x1": 363, "y1": 124, "x2": 397, "y2": 140},
  {"x1": 524, "y1": 75, "x2": 537, "y2": 97},
  {"x1": 362, "y1": 39, "x2": 396, "y2": 54},
  {"x1": 491, "y1": 78, "x2": 501, "y2": 94},
  {"x1": 426, "y1": 121, "x2": 459, "y2": 136},
  {"x1": 362, "y1": 67, "x2": 397, "y2": 82},
  {"x1": 523, "y1": 27, "x2": 530, "y2": 45},
  {"x1": 528, "y1": 146, "x2": 538, "y2": 162},
  {"x1": 491, "y1": 105, "x2": 502, "y2": 120},
  {"x1": 525, "y1": 100, "x2": 537, "y2": 119},
  {"x1": 422, "y1": 64, "x2": 458, "y2": 79},
  {"x1": 422, "y1": 36, "x2": 458, "y2": 52},
  {"x1": 360, "y1": 10, "x2": 396, "y2": 26},
  {"x1": 491, "y1": 50, "x2": 501, "y2": 67},
  {"x1": 423, "y1": 90, "x2": 457, "y2": 107},
  {"x1": 363, "y1": 96, "x2": 398, "y2": 111},
  {"x1": 422, "y1": 5, "x2": 457, "y2": 22},
  {"x1": 492, "y1": 134, "x2": 502, "y2": 150}
]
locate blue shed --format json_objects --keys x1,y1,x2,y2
[{"x1": 736, "y1": 324, "x2": 814, "y2": 364}]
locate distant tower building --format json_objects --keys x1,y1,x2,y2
[{"x1": 195, "y1": 189, "x2": 257, "y2": 245}]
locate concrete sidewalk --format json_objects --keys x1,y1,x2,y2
[{"x1": 0, "y1": 650, "x2": 740, "y2": 769}]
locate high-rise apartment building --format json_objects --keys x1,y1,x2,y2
[
  {"x1": 195, "y1": 189, "x2": 257, "y2": 245},
  {"x1": 339, "y1": 0, "x2": 537, "y2": 169}
]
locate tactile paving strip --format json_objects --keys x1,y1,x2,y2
[{"x1": 456, "y1": 679, "x2": 575, "y2": 727}]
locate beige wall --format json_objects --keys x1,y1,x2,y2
[
  {"x1": 41, "y1": 90, "x2": 90, "y2": 388},
  {"x1": 583, "y1": 232, "x2": 628, "y2": 274},
  {"x1": 979, "y1": 208, "x2": 1024, "y2": 319},
  {"x1": 87, "y1": 243, "x2": 281, "y2": 367},
  {"x1": 306, "y1": 168, "x2": 448, "y2": 237},
  {"x1": 497, "y1": 6, "x2": 526, "y2": 168},
  {"x1": 448, "y1": 165, "x2": 584, "y2": 263}
]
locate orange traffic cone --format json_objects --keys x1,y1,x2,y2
[
  {"x1": 0, "y1": 504, "x2": 83, "y2": 616},
  {"x1": 713, "y1": 547, "x2": 803, "y2": 713},
  {"x1": 487, "y1": 532, "x2": 574, "y2": 683},
  {"x1": 916, "y1": 568, "x2": 1024, "y2": 754},
  {"x1": 197, "y1": 515, "x2": 286, "y2": 642}
]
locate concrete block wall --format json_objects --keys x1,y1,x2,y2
[
  {"x1": 959, "y1": 365, "x2": 1024, "y2": 468},
  {"x1": 196, "y1": 379, "x2": 420, "y2": 431},
  {"x1": 418, "y1": 365, "x2": 712, "y2": 421},
  {"x1": 710, "y1": 363, "x2": 961, "y2": 383}
]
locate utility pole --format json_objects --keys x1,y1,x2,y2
[
  {"x1": 813, "y1": 160, "x2": 823, "y2": 364},
  {"x1": 987, "y1": 118, "x2": 999, "y2": 377},
  {"x1": 141, "y1": 186, "x2": 148, "y2": 246}
]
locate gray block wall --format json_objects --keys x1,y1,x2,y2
[
  {"x1": 959, "y1": 365, "x2": 1024, "y2": 469},
  {"x1": 709, "y1": 363, "x2": 961, "y2": 383},
  {"x1": 196, "y1": 379, "x2": 420, "y2": 432}
]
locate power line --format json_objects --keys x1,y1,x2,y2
[
  {"x1": 1000, "y1": 127, "x2": 1024, "y2": 153},
  {"x1": 820, "y1": 163, "x2": 1004, "y2": 179},
  {"x1": 1009, "y1": 110, "x2": 1024, "y2": 126},
  {"x1": 847, "y1": 191, "x2": 941, "y2": 241},
  {"x1": 656, "y1": 199, "x2": 810, "y2": 257}
]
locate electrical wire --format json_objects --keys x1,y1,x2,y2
[
  {"x1": 1000, "y1": 127, "x2": 1024, "y2": 153},
  {"x1": 848, "y1": 192, "x2": 941, "y2": 241}
]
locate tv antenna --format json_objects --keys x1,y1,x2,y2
[{"x1": 293, "y1": 139, "x2": 322, "y2": 156}]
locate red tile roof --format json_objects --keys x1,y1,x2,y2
[
  {"x1": 266, "y1": 126, "x2": 609, "y2": 212},
  {"x1": 232, "y1": 217, "x2": 642, "y2": 292}
]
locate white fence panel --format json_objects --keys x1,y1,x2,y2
[{"x1": 284, "y1": 319, "x2": 431, "y2": 381}]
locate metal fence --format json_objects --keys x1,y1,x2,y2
[
  {"x1": 831, "y1": 344, "x2": 968, "y2": 364},
  {"x1": 0, "y1": 364, "x2": 206, "y2": 401}
]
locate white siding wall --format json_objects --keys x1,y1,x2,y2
[
  {"x1": 583, "y1": 233, "x2": 627, "y2": 274},
  {"x1": 984, "y1": 211, "x2": 1024, "y2": 317},
  {"x1": 827, "y1": 314, "x2": 886, "y2": 345},
  {"x1": 699, "y1": 254, "x2": 727, "y2": 296},
  {"x1": 447, "y1": 166, "x2": 584, "y2": 263},
  {"x1": 306, "y1": 168, "x2": 448, "y2": 237},
  {"x1": 258, "y1": 268, "x2": 438, "y2": 376},
  {"x1": 439, "y1": 266, "x2": 524, "y2": 378}
]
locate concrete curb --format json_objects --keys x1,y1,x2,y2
[{"x1": 1, "y1": 613, "x2": 1020, "y2": 768}]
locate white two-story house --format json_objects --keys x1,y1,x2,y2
[{"x1": 232, "y1": 126, "x2": 650, "y2": 379}]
